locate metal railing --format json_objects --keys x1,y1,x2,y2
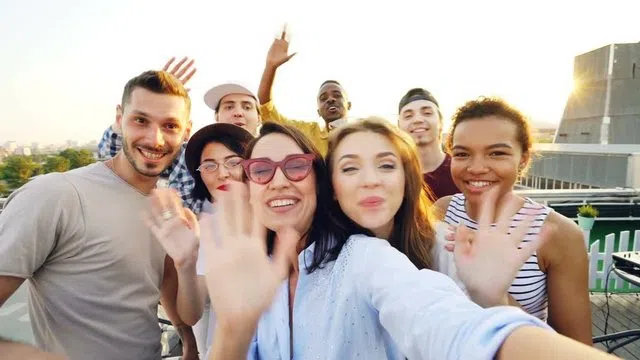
[{"x1": 516, "y1": 188, "x2": 640, "y2": 220}]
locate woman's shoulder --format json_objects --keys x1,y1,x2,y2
[
  {"x1": 344, "y1": 234, "x2": 391, "y2": 252},
  {"x1": 434, "y1": 195, "x2": 454, "y2": 219},
  {"x1": 340, "y1": 234, "x2": 417, "y2": 271},
  {"x1": 533, "y1": 204, "x2": 586, "y2": 270}
]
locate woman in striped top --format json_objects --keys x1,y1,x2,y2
[{"x1": 434, "y1": 97, "x2": 592, "y2": 345}]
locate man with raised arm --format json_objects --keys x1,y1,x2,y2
[
  {"x1": 257, "y1": 27, "x2": 351, "y2": 155},
  {"x1": 98, "y1": 57, "x2": 263, "y2": 214}
]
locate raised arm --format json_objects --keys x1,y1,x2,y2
[
  {"x1": 354, "y1": 237, "x2": 613, "y2": 359},
  {"x1": 145, "y1": 188, "x2": 203, "y2": 359},
  {"x1": 144, "y1": 189, "x2": 205, "y2": 325},
  {"x1": 258, "y1": 25, "x2": 296, "y2": 107},
  {"x1": 199, "y1": 183, "x2": 298, "y2": 360},
  {"x1": 257, "y1": 26, "x2": 300, "y2": 126},
  {"x1": 358, "y1": 189, "x2": 604, "y2": 359}
]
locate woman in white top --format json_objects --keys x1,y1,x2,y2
[
  {"x1": 434, "y1": 97, "x2": 592, "y2": 344},
  {"x1": 148, "y1": 123, "x2": 253, "y2": 358}
]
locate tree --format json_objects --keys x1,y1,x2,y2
[
  {"x1": 0, "y1": 155, "x2": 40, "y2": 189},
  {"x1": 0, "y1": 181, "x2": 7, "y2": 197},
  {"x1": 59, "y1": 148, "x2": 95, "y2": 169},
  {"x1": 31, "y1": 154, "x2": 48, "y2": 163},
  {"x1": 44, "y1": 156, "x2": 71, "y2": 173}
]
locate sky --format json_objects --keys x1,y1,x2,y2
[{"x1": 0, "y1": 0, "x2": 638, "y2": 145}]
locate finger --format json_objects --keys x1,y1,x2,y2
[
  {"x1": 199, "y1": 213, "x2": 216, "y2": 247},
  {"x1": 162, "y1": 57, "x2": 175, "y2": 71},
  {"x1": 181, "y1": 68, "x2": 197, "y2": 85},
  {"x1": 280, "y1": 23, "x2": 287, "y2": 40},
  {"x1": 509, "y1": 215, "x2": 535, "y2": 248},
  {"x1": 199, "y1": 213, "x2": 219, "y2": 262},
  {"x1": 149, "y1": 190, "x2": 168, "y2": 227},
  {"x1": 231, "y1": 182, "x2": 251, "y2": 237},
  {"x1": 285, "y1": 53, "x2": 297, "y2": 62},
  {"x1": 476, "y1": 187, "x2": 500, "y2": 233},
  {"x1": 216, "y1": 188, "x2": 235, "y2": 249},
  {"x1": 142, "y1": 210, "x2": 161, "y2": 239},
  {"x1": 167, "y1": 189, "x2": 185, "y2": 217},
  {"x1": 158, "y1": 189, "x2": 186, "y2": 227},
  {"x1": 444, "y1": 243, "x2": 455, "y2": 252},
  {"x1": 170, "y1": 57, "x2": 188, "y2": 74},
  {"x1": 495, "y1": 196, "x2": 522, "y2": 235},
  {"x1": 445, "y1": 232, "x2": 455, "y2": 242},
  {"x1": 454, "y1": 224, "x2": 473, "y2": 255},
  {"x1": 517, "y1": 223, "x2": 554, "y2": 264},
  {"x1": 271, "y1": 227, "x2": 298, "y2": 279},
  {"x1": 184, "y1": 208, "x2": 199, "y2": 236},
  {"x1": 174, "y1": 59, "x2": 195, "y2": 78},
  {"x1": 250, "y1": 201, "x2": 267, "y2": 252}
]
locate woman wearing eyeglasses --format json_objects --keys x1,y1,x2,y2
[
  {"x1": 145, "y1": 123, "x2": 253, "y2": 359},
  {"x1": 143, "y1": 122, "x2": 615, "y2": 360}
]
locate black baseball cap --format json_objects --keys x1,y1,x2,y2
[{"x1": 398, "y1": 88, "x2": 440, "y2": 113}]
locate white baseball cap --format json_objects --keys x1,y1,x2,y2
[{"x1": 203, "y1": 83, "x2": 258, "y2": 112}]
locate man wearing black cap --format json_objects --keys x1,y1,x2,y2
[{"x1": 398, "y1": 88, "x2": 459, "y2": 201}]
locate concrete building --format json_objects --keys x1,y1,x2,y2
[
  {"x1": 521, "y1": 143, "x2": 640, "y2": 189},
  {"x1": 555, "y1": 42, "x2": 640, "y2": 145},
  {"x1": 4, "y1": 141, "x2": 17, "y2": 153},
  {"x1": 523, "y1": 42, "x2": 640, "y2": 191},
  {"x1": 14, "y1": 146, "x2": 32, "y2": 156}
]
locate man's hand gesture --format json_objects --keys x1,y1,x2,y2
[{"x1": 266, "y1": 24, "x2": 297, "y2": 69}]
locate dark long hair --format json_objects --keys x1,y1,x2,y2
[
  {"x1": 326, "y1": 117, "x2": 435, "y2": 270},
  {"x1": 244, "y1": 122, "x2": 349, "y2": 273},
  {"x1": 191, "y1": 137, "x2": 250, "y2": 203}
]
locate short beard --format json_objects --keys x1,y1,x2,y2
[
  {"x1": 122, "y1": 139, "x2": 171, "y2": 178},
  {"x1": 321, "y1": 112, "x2": 343, "y2": 124}
]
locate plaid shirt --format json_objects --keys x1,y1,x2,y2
[{"x1": 98, "y1": 127, "x2": 203, "y2": 214}]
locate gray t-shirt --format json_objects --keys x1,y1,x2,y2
[{"x1": 0, "y1": 162, "x2": 167, "y2": 360}]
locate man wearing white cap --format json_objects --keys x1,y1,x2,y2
[
  {"x1": 97, "y1": 58, "x2": 261, "y2": 215},
  {"x1": 202, "y1": 82, "x2": 261, "y2": 136}
]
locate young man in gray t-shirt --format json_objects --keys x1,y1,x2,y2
[{"x1": 0, "y1": 70, "x2": 194, "y2": 359}]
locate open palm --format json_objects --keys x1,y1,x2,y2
[
  {"x1": 266, "y1": 25, "x2": 297, "y2": 68},
  {"x1": 200, "y1": 182, "x2": 298, "y2": 325},
  {"x1": 162, "y1": 56, "x2": 197, "y2": 91},
  {"x1": 453, "y1": 189, "x2": 552, "y2": 307},
  {"x1": 143, "y1": 188, "x2": 199, "y2": 269}
]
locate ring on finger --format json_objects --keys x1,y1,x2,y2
[{"x1": 161, "y1": 209, "x2": 174, "y2": 221}]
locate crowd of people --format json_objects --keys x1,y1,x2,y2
[{"x1": 0, "y1": 28, "x2": 610, "y2": 359}]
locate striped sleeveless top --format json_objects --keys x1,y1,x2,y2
[{"x1": 443, "y1": 193, "x2": 551, "y2": 321}]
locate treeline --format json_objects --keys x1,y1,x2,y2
[{"x1": 0, "y1": 149, "x2": 95, "y2": 196}]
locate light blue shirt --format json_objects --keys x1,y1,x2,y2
[{"x1": 249, "y1": 234, "x2": 551, "y2": 359}]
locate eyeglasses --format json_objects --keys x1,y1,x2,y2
[
  {"x1": 197, "y1": 157, "x2": 243, "y2": 174},
  {"x1": 241, "y1": 154, "x2": 316, "y2": 185}
]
